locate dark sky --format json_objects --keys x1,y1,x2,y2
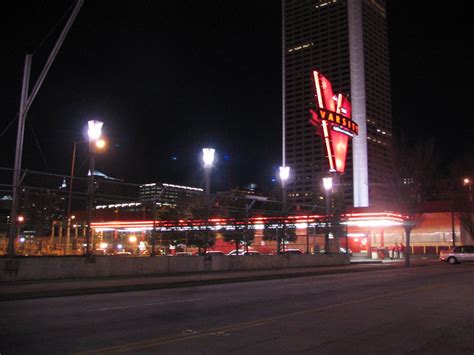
[{"x1": 1, "y1": 1, "x2": 472, "y2": 193}]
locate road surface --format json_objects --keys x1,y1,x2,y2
[{"x1": 1, "y1": 263, "x2": 473, "y2": 354}]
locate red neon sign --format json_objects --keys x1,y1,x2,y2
[{"x1": 309, "y1": 70, "x2": 358, "y2": 173}]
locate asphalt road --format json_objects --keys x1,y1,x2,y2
[{"x1": 1, "y1": 264, "x2": 473, "y2": 354}]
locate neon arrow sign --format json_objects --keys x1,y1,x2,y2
[{"x1": 309, "y1": 70, "x2": 358, "y2": 173}]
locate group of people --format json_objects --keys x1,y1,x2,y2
[{"x1": 390, "y1": 242, "x2": 405, "y2": 260}]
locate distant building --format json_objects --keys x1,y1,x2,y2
[
  {"x1": 217, "y1": 185, "x2": 268, "y2": 202},
  {"x1": 283, "y1": 0, "x2": 393, "y2": 208},
  {"x1": 139, "y1": 182, "x2": 203, "y2": 205},
  {"x1": 91, "y1": 182, "x2": 203, "y2": 221}
]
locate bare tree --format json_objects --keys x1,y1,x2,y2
[
  {"x1": 153, "y1": 205, "x2": 182, "y2": 255},
  {"x1": 221, "y1": 213, "x2": 255, "y2": 255},
  {"x1": 448, "y1": 157, "x2": 474, "y2": 241},
  {"x1": 391, "y1": 138, "x2": 437, "y2": 266},
  {"x1": 263, "y1": 217, "x2": 297, "y2": 253}
]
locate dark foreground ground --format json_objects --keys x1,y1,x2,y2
[{"x1": 0, "y1": 263, "x2": 473, "y2": 354}]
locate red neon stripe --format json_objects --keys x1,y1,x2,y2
[
  {"x1": 313, "y1": 71, "x2": 324, "y2": 109},
  {"x1": 336, "y1": 93, "x2": 343, "y2": 114},
  {"x1": 322, "y1": 120, "x2": 335, "y2": 171}
]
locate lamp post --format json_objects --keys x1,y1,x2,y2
[
  {"x1": 85, "y1": 120, "x2": 103, "y2": 257},
  {"x1": 279, "y1": 166, "x2": 290, "y2": 254},
  {"x1": 464, "y1": 177, "x2": 472, "y2": 203},
  {"x1": 323, "y1": 176, "x2": 333, "y2": 254},
  {"x1": 202, "y1": 148, "x2": 215, "y2": 254},
  {"x1": 66, "y1": 138, "x2": 106, "y2": 254}
]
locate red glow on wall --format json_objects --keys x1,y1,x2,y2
[
  {"x1": 91, "y1": 212, "x2": 405, "y2": 232},
  {"x1": 309, "y1": 69, "x2": 358, "y2": 173}
]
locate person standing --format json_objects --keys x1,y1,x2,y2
[
  {"x1": 399, "y1": 242, "x2": 405, "y2": 259},
  {"x1": 391, "y1": 242, "x2": 398, "y2": 260}
]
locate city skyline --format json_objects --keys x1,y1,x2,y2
[{"x1": 1, "y1": 1, "x2": 472, "y2": 193}]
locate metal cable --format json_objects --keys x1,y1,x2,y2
[{"x1": 0, "y1": 116, "x2": 17, "y2": 137}]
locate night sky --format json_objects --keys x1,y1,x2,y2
[{"x1": 1, "y1": 1, "x2": 472, "y2": 193}]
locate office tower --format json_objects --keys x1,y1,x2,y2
[
  {"x1": 283, "y1": 0, "x2": 392, "y2": 207},
  {"x1": 139, "y1": 182, "x2": 203, "y2": 205}
]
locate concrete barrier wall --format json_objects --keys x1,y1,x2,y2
[{"x1": 0, "y1": 254, "x2": 350, "y2": 282}]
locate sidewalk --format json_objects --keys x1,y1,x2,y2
[{"x1": 0, "y1": 259, "x2": 439, "y2": 302}]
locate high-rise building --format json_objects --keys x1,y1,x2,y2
[{"x1": 283, "y1": 0, "x2": 392, "y2": 208}]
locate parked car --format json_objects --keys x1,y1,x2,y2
[
  {"x1": 440, "y1": 246, "x2": 474, "y2": 264},
  {"x1": 113, "y1": 251, "x2": 132, "y2": 256},
  {"x1": 319, "y1": 247, "x2": 353, "y2": 256},
  {"x1": 92, "y1": 249, "x2": 107, "y2": 256},
  {"x1": 205, "y1": 251, "x2": 225, "y2": 256},
  {"x1": 227, "y1": 250, "x2": 261, "y2": 256},
  {"x1": 175, "y1": 252, "x2": 193, "y2": 256},
  {"x1": 281, "y1": 248, "x2": 303, "y2": 254},
  {"x1": 340, "y1": 247, "x2": 353, "y2": 255}
]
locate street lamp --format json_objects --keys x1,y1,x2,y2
[
  {"x1": 323, "y1": 176, "x2": 333, "y2": 254},
  {"x1": 85, "y1": 120, "x2": 103, "y2": 257},
  {"x1": 202, "y1": 148, "x2": 215, "y2": 254},
  {"x1": 95, "y1": 138, "x2": 106, "y2": 150},
  {"x1": 463, "y1": 177, "x2": 472, "y2": 202},
  {"x1": 279, "y1": 166, "x2": 290, "y2": 254},
  {"x1": 66, "y1": 136, "x2": 106, "y2": 255}
]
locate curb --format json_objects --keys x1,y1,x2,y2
[{"x1": 0, "y1": 263, "x2": 439, "y2": 302}]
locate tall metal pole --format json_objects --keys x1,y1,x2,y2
[
  {"x1": 325, "y1": 188, "x2": 330, "y2": 254},
  {"x1": 306, "y1": 215, "x2": 310, "y2": 254},
  {"x1": 8, "y1": 54, "x2": 31, "y2": 257},
  {"x1": 283, "y1": 180, "x2": 287, "y2": 253},
  {"x1": 85, "y1": 142, "x2": 96, "y2": 256},
  {"x1": 244, "y1": 200, "x2": 255, "y2": 254},
  {"x1": 65, "y1": 141, "x2": 78, "y2": 255},
  {"x1": 67, "y1": 141, "x2": 80, "y2": 218},
  {"x1": 451, "y1": 208, "x2": 456, "y2": 248},
  {"x1": 151, "y1": 190, "x2": 157, "y2": 256},
  {"x1": 7, "y1": 0, "x2": 83, "y2": 257},
  {"x1": 279, "y1": 180, "x2": 286, "y2": 254},
  {"x1": 23, "y1": 0, "x2": 84, "y2": 115},
  {"x1": 281, "y1": 0, "x2": 286, "y2": 168},
  {"x1": 204, "y1": 168, "x2": 211, "y2": 254}
]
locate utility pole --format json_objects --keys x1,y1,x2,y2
[
  {"x1": 8, "y1": 55, "x2": 31, "y2": 257},
  {"x1": 85, "y1": 141, "x2": 96, "y2": 256},
  {"x1": 245, "y1": 200, "x2": 256, "y2": 253},
  {"x1": 7, "y1": 0, "x2": 84, "y2": 257}
]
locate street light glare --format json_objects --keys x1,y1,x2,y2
[
  {"x1": 95, "y1": 138, "x2": 106, "y2": 150},
  {"x1": 279, "y1": 166, "x2": 290, "y2": 181},
  {"x1": 87, "y1": 120, "x2": 103, "y2": 141},
  {"x1": 323, "y1": 176, "x2": 333, "y2": 191},
  {"x1": 202, "y1": 148, "x2": 215, "y2": 167},
  {"x1": 463, "y1": 177, "x2": 471, "y2": 185}
]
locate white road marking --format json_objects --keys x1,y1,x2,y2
[{"x1": 86, "y1": 298, "x2": 201, "y2": 312}]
